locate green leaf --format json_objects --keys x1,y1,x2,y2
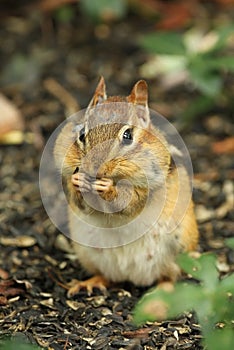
[
  {"x1": 212, "y1": 25, "x2": 234, "y2": 52},
  {"x1": 187, "y1": 53, "x2": 224, "y2": 96},
  {"x1": 140, "y1": 54, "x2": 187, "y2": 78},
  {"x1": 225, "y1": 237, "x2": 234, "y2": 249},
  {"x1": 198, "y1": 254, "x2": 219, "y2": 290},
  {"x1": 133, "y1": 288, "x2": 170, "y2": 325},
  {"x1": 189, "y1": 67, "x2": 222, "y2": 97},
  {"x1": 166, "y1": 283, "x2": 206, "y2": 318},
  {"x1": 55, "y1": 5, "x2": 75, "y2": 23},
  {"x1": 80, "y1": 0, "x2": 127, "y2": 22},
  {"x1": 178, "y1": 253, "x2": 219, "y2": 291},
  {"x1": 140, "y1": 32, "x2": 186, "y2": 55},
  {"x1": 211, "y1": 286, "x2": 234, "y2": 323},
  {"x1": 220, "y1": 273, "x2": 234, "y2": 295},
  {"x1": 207, "y1": 56, "x2": 234, "y2": 72},
  {"x1": 134, "y1": 282, "x2": 203, "y2": 325},
  {"x1": 205, "y1": 328, "x2": 234, "y2": 350},
  {"x1": 180, "y1": 95, "x2": 214, "y2": 126},
  {"x1": 177, "y1": 253, "x2": 202, "y2": 278},
  {"x1": 134, "y1": 250, "x2": 234, "y2": 349},
  {"x1": 0, "y1": 340, "x2": 41, "y2": 350}
]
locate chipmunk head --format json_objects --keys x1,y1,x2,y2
[
  {"x1": 73, "y1": 78, "x2": 170, "y2": 192},
  {"x1": 86, "y1": 76, "x2": 150, "y2": 127}
]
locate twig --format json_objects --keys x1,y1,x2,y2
[{"x1": 44, "y1": 77, "x2": 80, "y2": 117}]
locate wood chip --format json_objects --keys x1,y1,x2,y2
[
  {"x1": 0, "y1": 235, "x2": 36, "y2": 247},
  {"x1": 66, "y1": 300, "x2": 85, "y2": 310}
]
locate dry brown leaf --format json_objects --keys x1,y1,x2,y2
[
  {"x1": 0, "y1": 268, "x2": 9, "y2": 280},
  {"x1": 194, "y1": 171, "x2": 219, "y2": 182},
  {"x1": 0, "y1": 279, "x2": 25, "y2": 300},
  {"x1": 212, "y1": 137, "x2": 234, "y2": 154},
  {"x1": 156, "y1": 2, "x2": 195, "y2": 30},
  {"x1": 214, "y1": 0, "x2": 234, "y2": 5},
  {"x1": 33, "y1": 0, "x2": 77, "y2": 13},
  {"x1": 122, "y1": 328, "x2": 152, "y2": 338},
  {"x1": 0, "y1": 296, "x2": 8, "y2": 305},
  {"x1": 0, "y1": 93, "x2": 24, "y2": 137}
]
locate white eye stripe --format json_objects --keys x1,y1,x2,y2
[{"x1": 73, "y1": 124, "x2": 85, "y2": 133}]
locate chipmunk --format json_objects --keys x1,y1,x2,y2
[{"x1": 54, "y1": 77, "x2": 199, "y2": 296}]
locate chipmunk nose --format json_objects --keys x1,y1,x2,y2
[
  {"x1": 82, "y1": 162, "x2": 107, "y2": 179},
  {"x1": 82, "y1": 146, "x2": 112, "y2": 179}
]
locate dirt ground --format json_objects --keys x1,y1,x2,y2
[{"x1": 0, "y1": 2, "x2": 233, "y2": 349}]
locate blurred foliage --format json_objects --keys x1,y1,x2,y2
[
  {"x1": 140, "y1": 26, "x2": 234, "y2": 122},
  {"x1": 51, "y1": 0, "x2": 234, "y2": 124},
  {"x1": 0, "y1": 338, "x2": 41, "y2": 350},
  {"x1": 1, "y1": 50, "x2": 55, "y2": 91},
  {"x1": 79, "y1": 0, "x2": 127, "y2": 22},
  {"x1": 54, "y1": 4, "x2": 75, "y2": 23},
  {"x1": 226, "y1": 237, "x2": 234, "y2": 249},
  {"x1": 134, "y1": 252, "x2": 234, "y2": 350},
  {"x1": 1, "y1": 1, "x2": 233, "y2": 123}
]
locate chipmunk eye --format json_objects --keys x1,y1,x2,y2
[
  {"x1": 79, "y1": 127, "x2": 85, "y2": 143},
  {"x1": 122, "y1": 128, "x2": 133, "y2": 145}
]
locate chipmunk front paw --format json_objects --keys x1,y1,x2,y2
[
  {"x1": 91, "y1": 178, "x2": 113, "y2": 192},
  {"x1": 72, "y1": 172, "x2": 116, "y2": 200},
  {"x1": 71, "y1": 172, "x2": 91, "y2": 192}
]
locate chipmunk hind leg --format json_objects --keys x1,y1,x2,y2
[{"x1": 67, "y1": 275, "x2": 110, "y2": 297}]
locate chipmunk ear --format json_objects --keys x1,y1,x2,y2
[
  {"x1": 128, "y1": 80, "x2": 150, "y2": 128},
  {"x1": 127, "y1": 80, "x2": 148, "y2": 107},
  {"x1": 88, "y1": 76, "x2": 107, "y2": 108}
]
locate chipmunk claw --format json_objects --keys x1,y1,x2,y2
[
  {"x1": 67, "y1": 275, "x2": 109, "y2": 297},
  {"x1": 91, "y1": 178, "x2": 114, "y2": 193},
  {"x1": 71, "y1": 173, "x2": 91, "y2": 192}
]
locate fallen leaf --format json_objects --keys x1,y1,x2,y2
[
  {"x1": 194, "y1": 171, "x2": 219, "y2": 181},
  {"x1": 66, "y1": 300, "x2": 86, "y2": 311},
  {"x1": 0, "y1": 93, "x2": 24, "y2": 137},
  {"x1": 214, "y1": 0, "x2": 234, "y2": 5},
  {"x1": 0, "y1": 296, "x2": 8, "y2": 305},
  {"x1": 156, "y1": 2, "x2": 194, "y2": 30},
  {"x1": 122, "y1": 327, "x2": 152, "y2": 338},
  {"x1": 0, "y1": 279, "x2": 26, "y2": 302},
  {"x1": 212, "y1": 137, "x2": 234, "y2": 154},
  {"x1": 0, "y1": 130, "x2": 34, "y2": 145},
  {"x1": 0, "y1": 268, "x2": 9, "y2": 280}
]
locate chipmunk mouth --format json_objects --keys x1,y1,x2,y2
[{"x1": 88, "y1": 175, "x2": 98, "y2": 182}]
